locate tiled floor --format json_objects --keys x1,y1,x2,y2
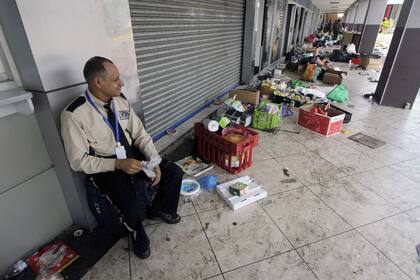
[{"x1": 82, "y1": 66, "x2": 420, "y2": 280}]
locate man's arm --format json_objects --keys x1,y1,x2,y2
[
  {"x1": 126, "y1": 105, "x2": 159, "y2": 160},
  {"x1": 61, "y1": 111, "x2": 116, "y2": 174}
]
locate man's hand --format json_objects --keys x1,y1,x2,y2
[
  {"x1": 115, "y1": 159, "x2": 143, "y2": 175},
  {"x1": 151, "y1": 165, "x2": 161, "y2": 187}
]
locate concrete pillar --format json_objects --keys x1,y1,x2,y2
[
  {"x1": 0, "y1": 0, "x2": 141, "y2": 228},
  {"x1": 374, "y1": 0, "x2": 420, "y2": 109},
  {"x1": 353, "y1": 0, "x2": 369, "y2": 33},
  {"x1": 241, "y1": 0, "x2": 255, "y2": 85},
  {"x1": 359, "y1": 0, "x2": 388, "y2": 53}
]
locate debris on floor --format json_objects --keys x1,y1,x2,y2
[
  {"x1": 216, "y1": 176, "x2": 267, "y2": 210},
  {"x1": 297, "y1": 104, "x2": 346, "y2": 137},
  {"x1": 175, "y1": 156, "x2": 214, "y2": 177},
  {"x1": 341, "y1": 129, "x2": 353, "y2": 136},
  {"x1": 348, "y1": 132, "x2": 386, "y2": 149}
]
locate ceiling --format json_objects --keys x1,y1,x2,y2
[{"x1": 311, "y1": 0, "x2": 357, "y2": 13}]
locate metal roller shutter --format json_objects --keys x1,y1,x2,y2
[{"x1": 129, "y1": 0, "x2": 245, "y2": 137}]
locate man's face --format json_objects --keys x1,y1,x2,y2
[{"x1": 99, "y1": 62, "x2": 125, "y2": 98}]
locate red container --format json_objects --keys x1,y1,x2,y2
[
  {"x1": 194, "y1": 123, "x2": 259, "y2": 174},
  {"x1": 297, "y1": 104, "x2": 345, "y2": 137}
]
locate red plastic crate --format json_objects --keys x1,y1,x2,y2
[{"x1": 194, "y1": 123, "x2": 259, "y2": 174}]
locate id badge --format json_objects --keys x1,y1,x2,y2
[{"x1": 115, "y1": 144, "x2": 127, "y2": 160}]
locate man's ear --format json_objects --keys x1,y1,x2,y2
[{"x1": 93, "y1": 76, "x2": 102, "y2": 89}]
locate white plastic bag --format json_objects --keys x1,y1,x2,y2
[{"x1": 347, "y1": 43, "x2": 356, "y2": 55}]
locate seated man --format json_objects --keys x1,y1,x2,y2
[{"x1": 61, "y1": 56, "x2": 183, "y2": 259}]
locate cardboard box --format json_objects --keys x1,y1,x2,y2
[
  {"x1": 297, "y1": 105, "x2": 345, "y2": 137},
  {"x1": 305, "y1": 47, "x2": 318, "y2": 55},
  {"x1": 323, "y1": 72, "x2": 342, "y2": 85},
  {"x1": 229, "y1": 89, "x2": 260, "y2": 105},
  {"x1": 360, "y1": 56, "x2": 382, "y2": 70},
  {"x1": 342, "y1": 32, "x2": 353, "y2": 47}
]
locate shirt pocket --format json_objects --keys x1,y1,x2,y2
[{"x1": 85, "y1": 125, "x2": 114, "y2": 154}]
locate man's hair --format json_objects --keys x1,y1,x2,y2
[{"x1": 83, "y1": 56, "x2": 113, "y2": 82}]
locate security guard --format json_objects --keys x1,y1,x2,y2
[{"x1": 61, "y1": 56, "x2": 183, "y2": 259}]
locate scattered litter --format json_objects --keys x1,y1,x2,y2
[
  {"x1": 268, "y1": 127, "x2": 300, "y2": 135},
  {"x1": 180, "y1": 179, "x2": 201, "y2": 199},
  {"x1": 282, "y1": 168, "x2": 290, "y2": 177},
  {"x1": 197, "y1": 175, "x2": 218, "y2": 191},
  {"x1": 166, "y1": 236, "x2": 171, "y2": 242},
  {"x1": 368, "y1": 77, "x2": 379, "y2": 83},
  {"x1": 232, "y1": 222, "x2": 237, "y2": 226},
  {"x1": 347, "y1": 104, "x2": 355, "y2": 108},
  {"x1": 28, "y1": 240, "x2": 79, "y2": 276},
  {"x1": 341, "y1": 129, "x2": 353, "y2": 136},
  {"x1": 175, "y1": 156, "x2": 214, "y2": 177},
  {"x1": 204, "y1": 222, "x2": 210, "y2": 230},
  {"x1": 216, "y1": 176, "x2": 267, "y2": 210},
  {"x1": 348, "y1": 133, "x2": 386, "y2": 149},
  {"x1": 358, "y1": 72, "x2": 369, "y2": 76},
  {"x1": 281, "y1": 178, "x2": 297, "y2": 184},
  {"x1": 363, "y1": 93, "x2": 374, "y2": 99},
  {"x1": 166, "y1": 128, "x2": 177, "y2": 136}
]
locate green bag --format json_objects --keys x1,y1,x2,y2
[
  {"x1": 291, "y1": 79, "x2": 309, "y2": 88},
  {"x1": 252, "y1": 102, "x2": 282, "y2": 131},
  {"x1": 327, "y1": 84, "x2": 348, "y2": 103}
]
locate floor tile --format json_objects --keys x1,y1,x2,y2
[
  {"x1": 298, "y1": 231, "x2": 410, "y2": 280},
  {"x1": 379, "y1": 131, "x2": 420, "y2": 156},
  {"x1": 391, "y1": 158, "x2": 420, "y2": 184},
  {"x1": 130, "y1": 214, "x2": 221, "y2": 280},
  {"x1": 238, "y1": 158, "x2": 303, "y2": 195},
  {"x1": 355, "y1": 167, "x2": 420, "y2": 210},
  {"x1": 259, "y1": 133, "x2": 309, "y2": 158},
  {"x1": 279, "y1": 151, "x2": 347, "y2": 185},
  {"x1": 344, "y1": 142, "x2": 416, "y2": 166},
  {"x1": 359, "y1": 213, "x2": 420, "y2": 279},
  {"x1": 81, "y1": 239, "x2": 129, "y2": 280},
  {"x1": 308, "y1": 177, "x2": 400, "y2": 227},
  {"x1": 198, "y1": 203, "x2": 291, "y2": 272},
  {"x1": 223, "y1": 251, "x2": 317, "y2": 280},
  {"x1": 406, "y1": 207, "x2": 420, "y2": 221},
  {"x1": 206, "y1": 275, "x2": 224, "y2": 280},
  {"x1": 178, "y1": 197, "x2": 196, "y2": 216},
  {"x1": 315, "y1": 145, "x2": 384, "y2": 175},
  {"x1": 252, "y1": 145, "x2": 272, "y2": 162},
  {"x1": 289, "y1": 128, "x2": 344, "y2": 150},
  {"x1": 192, "y1": 188, "x2": 228, "y2": 213},
  {"x1": 261, "y1": 187, "x2": 351, "y2": 247}
]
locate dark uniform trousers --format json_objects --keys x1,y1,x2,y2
[{"x1": 90, "y1": 157, "x2": 183, "y2": 250}]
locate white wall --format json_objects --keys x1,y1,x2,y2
[{"x1": 0, "y1": 113, "x2": 72, "y2": 273}]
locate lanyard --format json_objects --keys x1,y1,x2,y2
[{"x1": 85, "y1": 91, "x2": 120, "y2": 145}]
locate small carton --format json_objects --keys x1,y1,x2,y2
[{"x1": 229, "y1": 182, "x2": 249, "y2": 196}]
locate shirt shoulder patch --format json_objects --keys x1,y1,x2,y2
[{"x1": 66, "y1": 96, "x2": 86, "y2": 112}]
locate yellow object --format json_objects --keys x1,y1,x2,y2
[{"x1": 341, "y1": 129, "x2": 353, "y2": 136}]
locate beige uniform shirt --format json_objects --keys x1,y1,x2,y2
[{"x1": 61, "y1": 89, "x2": 158, "y2": 174}]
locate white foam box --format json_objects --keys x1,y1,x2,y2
[{"x1": 216, "y1": 176, "x2": 267, "y2": 211}]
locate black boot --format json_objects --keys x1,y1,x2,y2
[{"x1": 131, "y1": 227, "x2": 151, "y2": 259}]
